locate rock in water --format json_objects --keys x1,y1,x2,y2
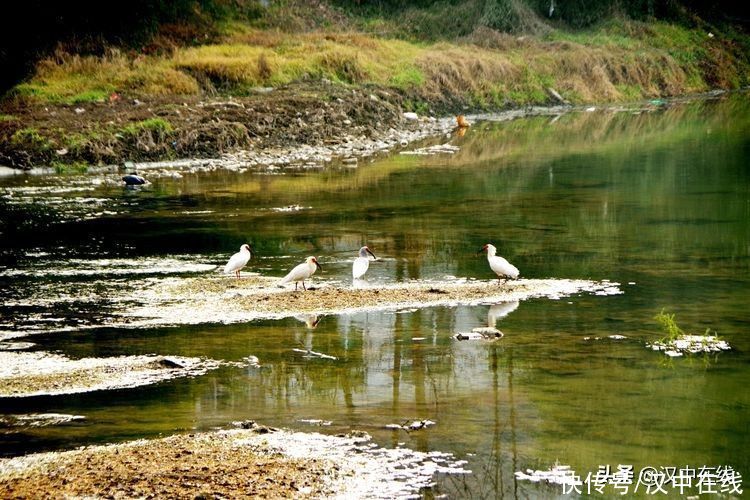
[{"x1": 122, "y1": 173, "x2": 147, "y2": 185}]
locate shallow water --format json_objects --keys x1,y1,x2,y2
[{"x1": 1, "y1": 94, "x2": 749, "y2": 497}]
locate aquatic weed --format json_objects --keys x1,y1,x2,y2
[{"x1": 654, "y1": 308, "x2": 683, "y2": 343}]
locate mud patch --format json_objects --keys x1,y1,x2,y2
[
  {"x1": 122, "y1": 276, "x2": 622, "y2": 327},
  {"x1": 0, "y1": 425, "x2": 470, "y2": 498},
  {"x1": 0, "y1": 352, "x2": 225, "y2": 398}
]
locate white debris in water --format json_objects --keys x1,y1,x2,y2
[
  {"x1": 298, "y1": 419, "x2": 332, "y2": 426},
  {"x1": 0, "y1": 413, "x2": 86, "y2": 428},
  {"x1": 400, "y1": 143, "x2": 460, "y2": 156},
  {"x1": 292, "y1": 349, "x2": 338, "y2": 360},
  {"x1": 454, "y1": 328, "x2": 503, "y2": 341},
  {"x1": 243, "y1": 355, "x2": 260, "y2": 368},
  {"x1": 0, "y1": 256, "x2": 217, "y2": 278},
  {"x1": 0, "y1": 352, "x2": 224, "y2": 398},
  {"x1": 0, "y1": 342, "x2": 35, "y2": 351},
  {"x1": 230, "y1": 429, "x2": 470, "y2": 498},
  {"x1": 609, "y1": 335, "x2": 627, "y2": 340},
  {"x1": 515, "y1": 464, "x2": 580, "y2": 487},
  {"x1": 268, "y1": 204, "x2": 310, "y2": 212},
  {"x1": 648, "y1": 335, "x2": 731, "y2": 357},
  {"x1": 395, "y1": 308, "x2": 419, "y2": 314},
  {"x1": 386, "y1": 420, "x2": 436, "y2": 432}
]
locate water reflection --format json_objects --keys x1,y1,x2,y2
[{"x1": 1, "y1": 95, "x2": 749, "y2": 497}]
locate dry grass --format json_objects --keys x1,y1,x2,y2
[
  {"x1": 9, "y1": 19, "x2": 748, "y2": 108},
  {"x1": 173, "y1": 31, "x2": 424, "y2": 90},
  {"x1": 14, "y1": 48, "x2": 200, "y2": 103}
]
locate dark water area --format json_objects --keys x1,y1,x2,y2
[{"x1": 1, "y1": 94, "x2": 748, "y2": 497}]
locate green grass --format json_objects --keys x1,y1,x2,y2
[
  {"x1": 120, "y1": 118, "x2": 174, "y2": 137},
  {"x1": 10, "y1": 128, "x2": 52, "y2": 151},
  {"x1": 655, "y1": 309, "x2": 684, "y2": 343},
  {"x1": 388, "y1": 66, "x2": 425, "y2": 89},
  {"x1": 51, "y1": 160, "x2": 89, "y2": 174},
  {"x1": 5, "y1": 5, "x2": 750, "y2": 110},
  {"x1": 69, "y1": 90, "x2": 111, "y2": 104}
]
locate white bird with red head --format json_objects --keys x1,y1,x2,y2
[
  {"x1": 224, "y1": 244, "x2": 253, "y2": 279},
  {"x1": 352, "y1": 246, "x2": 377, "y2": 279},
  {"x1": 479, "y1": 243, "x2": 519, "y2": 281},
  {"x1": 280, "y1": 256, "x2": 322, "y2": 291}
]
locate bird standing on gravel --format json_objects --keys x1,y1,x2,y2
[
  {"x1": 224, "y1": 244, "x2": 253, "y2": 279},
  {"x1": 352, "y1": 246, "x2": 377, "y2": 280},
  {"x1": 280, "y1": 256, "x2": 322, "y2": 291},
  {"x1": 478, "y1": 243, "x2": 519, "y2": 281}
]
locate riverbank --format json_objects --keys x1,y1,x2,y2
[
  {"x1": 1, "y1": 2, "x2": 748, "y2": 170},
  {"x1": 0, "y1": 422, "x2": 470, "y2": 498}
]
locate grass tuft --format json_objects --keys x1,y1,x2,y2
[
  {"x1": 121, "y1": 118, "x2": 174, "y2": 138},
  {"x1": 11, "y1": 127, "x2": 53, "y2": 151},
  {"x1": 52, "y1": 160, "x2": 89, "y2": 174},
  {"x1": 655, "y1": 309, "x2": 684, "y2": 343}
]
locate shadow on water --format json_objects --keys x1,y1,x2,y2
[{"x1": 1, "y1": 94, "x2": 749, "y2": 497}]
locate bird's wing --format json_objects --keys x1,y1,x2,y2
[
  {"x1": 224, "y1": 252, "x2": 249, "y2": 273},
  {"x1": 352, "y1": 257, "x2": 369, "y2": 279},
  {"x1": 490, "y1": 256, "x2": 519, "y2": 278},
  {"x1": 280, "y1": 263, "x2": 306, "y2": 283}
]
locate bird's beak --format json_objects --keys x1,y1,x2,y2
[
  {"x1": 476, "y1": 246, "x2": 486, "y2": 256},
  {"x1": 314, "y1": 260, "x2": 322, "y2": 271},
  {"x1": 367, "y1": 248, "x2": 377, "y2": 259}
]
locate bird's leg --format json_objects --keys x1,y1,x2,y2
[
  {"x1": 295, "y1": 282, "x2": 298, "y2": 291},
  {"x1": 302, "y1": 280, "x2": 307, "y2": 291}
]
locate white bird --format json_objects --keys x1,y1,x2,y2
[
  {"x1": 224, "y1": 244, "x2": 253, "y2": 279},
  {"x1": 479, "y1": 243, "x2": 519, "y2": 281},
  {"x1": 280, "y1": 256, "x2": 322, "y2": 291},
  {"x1": 352, "y1": 246, "x2": 377, "y2": 279}
]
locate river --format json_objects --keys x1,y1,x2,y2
[{"x1": 1, "y1": 93, "x2": 748, "y2": 498}]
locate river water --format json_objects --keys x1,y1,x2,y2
[{"x1": 1, "y1": 94, "x2": 748, "y2": 497}]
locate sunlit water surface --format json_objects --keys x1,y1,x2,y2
[{"x1": 1, "y1": 95, "x2": 749, "y2": 498}]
